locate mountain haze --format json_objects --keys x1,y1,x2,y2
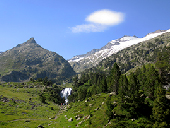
[
  {"x1": 69, "y1": 29, "x2": 170, "y2": 73},
  {"x1": 0, "y1": 38, "x2": 76, "y2": 82}
]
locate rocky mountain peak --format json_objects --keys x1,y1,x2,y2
[
  {"x1": 25, "y1": 37, "x2": 36, "y2": 44},
  {"x1": 0, "y1": 38, "x2": 76, "y2": 82},
  {"x1": 146, "y1": 30, "x2": 166, "y2": 37},
  {"x1": 118, "y1": 35, "x2": 138, "y2": 42},
  {"x1": 16, "y1": 37, "x2": 41, "y2": 48}
]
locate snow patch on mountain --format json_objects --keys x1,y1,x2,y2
[{"x1": 69, "y1": 29, "x2": 170, "y2": 64}]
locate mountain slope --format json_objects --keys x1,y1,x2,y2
[
  {"x1": 0, "y1": 38, "x2": 76, "y2": 82},
  {"x1": 81, "y1": 30, "x2": 170, "y2": 75},
  {"x1": 69, "y1": 29, "x2": 170, "y2": 73}
]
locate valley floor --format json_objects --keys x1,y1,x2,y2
[
  {"x1": 1, "y1": 82, "x2": 170, "y2": 128},
  {"x1": 0, "y1": 83, "x2": 111, "y2": 128}
]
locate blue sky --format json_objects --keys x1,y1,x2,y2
[{"x1": 0, "y1": 0, "x2": 170, "y2": 60}]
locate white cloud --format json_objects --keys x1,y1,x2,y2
[
  {"x1": 86, "y1": 9, "x2": 124, "y2": 25},
  {"x1": 70, "y1": 9, "x2": 125, "y2": 33},
  {"x1": 71, "y1": 24, "x2": 107, "y2": 33}
]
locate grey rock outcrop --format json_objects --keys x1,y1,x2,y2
[{"x1": 68, "y1": 117, "x2": 73, "y2": 122}]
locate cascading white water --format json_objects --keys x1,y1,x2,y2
[{"x1": 60, "y1": 88, "x2": 72, "y2": 103}]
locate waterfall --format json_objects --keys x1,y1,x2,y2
[{"x1": 60, "y1": 88, "x2": 72, "y2": 103}]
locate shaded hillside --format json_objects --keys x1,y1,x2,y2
[{"x1": 0, "y1": 38, "x2": 76, "y2": 82}]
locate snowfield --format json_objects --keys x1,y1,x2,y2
[{"x1": 69, "y1": 29, "x2": 170, "y2": 64}]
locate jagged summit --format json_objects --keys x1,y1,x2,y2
[
  {"x1": 25, "y1": 37, "x2": 36, "y2": 44},
  {"x1": 16, "y1": 37, "x2": 40, "y2": 48},
  {"x1": 146, "y1": 30, "x2": 166, "y2": 36},
  {"x1": 109, "y1": 35, "x2": 138, "y2": 45}
]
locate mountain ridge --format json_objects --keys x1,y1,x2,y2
[
  {"x1": 83, "y1": 30, "x2": 170, "y2": 75},
  {"x1": 68, "y1": 29, "x2": 170, "y2": 73}
]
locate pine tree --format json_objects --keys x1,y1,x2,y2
[
  {"x1": 128, "y1": 73, "x2": 139, "y2": 100},
  {"x1": 71, "y1": 75, "x2": 79, "y2": 102},
  {"x1": 136, "y1": 65, "x2": 147, "y2": 90},
  {"x1": 106, "y1": 95, "x2": 114, "y2": 120},
  {"x1": 118, "y1": 74, "x2": 128, "y2": 107},
  {"x1": 127, "y1": 73, "x2": 140, "y2": 118},
  {"x1": 102, "y1": 75, "x2": 107, "y2": 93},
  {"x1": 78, "y1": 86, "x2": 87, "y2": 101},
  {"x1": 155, "y1": 46, "x2": 170, "y2": 84},
  {"x1": 85, "y1": 73, "x2": 90, "y2": 82},
  {"x1": 93, "y1": 73, "x2": 99, "y2": 85},
  {"x1": 79, "y1": 74, "x2": 86, "y2": 83},
  {"x1": 73, "y1": 75, "x2": 79, "y2": 88},
  {"x1": 152, "y1": 81, "x2": 170, "y2": 128},
  {"x1": 144, "y1": 65, "x2": 160, "y2": 100},
  {"x1": 110, "y1": 63, "x2": 121, "y2": 95}
]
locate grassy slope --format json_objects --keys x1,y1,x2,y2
[
  {"x1": 0, "y1": 81, "x2": 115, "y2": 128},
  {"x1": 55, "y1": 93, "x2": 116, "y2": 128},
  {"x1": 0, "y1": 83, "x2": 60, "y2": 128}
]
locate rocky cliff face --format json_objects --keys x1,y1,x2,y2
[{"x1": 0, "y1": 38, "x2": 76, "y2": 82}]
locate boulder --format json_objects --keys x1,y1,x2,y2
[
  {"x1": 87, "y1": 115, "x2": 90, "y2": 119},
  {"x1": 89, "y1": 104, "x2": 92, "y2": 107},
  {"x1": 131, "y1": 118, "x2": 135, "y2": 121},
  {"x1": 37, "y1": 125, "x2": 44, "y2": 128},
  {"x1": 77, "y1": 117, "x2": 80, "y2": 121},
  {"x1": 78, "y1": 121, "x2": 82, "y2": 125},
  {"x1": 25, "y1": 120, "x2": 30, "y2": 122},
  {"x1": 68, "y1": 118, "x2": 73, "y2": 122},
  {"x1": 75, "y1": 115, "x2": 78, "y2": 119},
  {"x1": 94, "y1": 107, "x2": 99, "y2": 111}
]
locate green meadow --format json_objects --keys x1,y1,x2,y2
[
  {"x1": 0, "y1": 82, "x2": 61, "y2": 128},
  {"x1": 0, "y1": 82, "x2": 115, "y2": 128}
]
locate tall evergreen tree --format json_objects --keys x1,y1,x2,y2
[
  {"x1": 70, "y1": 75, "x2": 79, "y2": 102},
  {"x1": 127, "y1": 73, "x2": 140, "y2": 118},
  {"x1": 100, "y1": 75, "x2": 107, "y2": 93},
  {"x1": 152, "y1": 80, "x2": 170, "y2": 128},
  {"x1": 155, "y1": 46, "x2": 170, "y2": 84},
  {"x1": 136, "y1": 65, "x2": 147, "y2": 90},
  {"x1": 128, "y1": 73, "x2": 139, "y2": 101},
  {"x1": 78, "y1": 86, "x2": 87, "y2": 101},
  {"x1": 109, "y1": 63, "x2": 121, "y2": 95},
  {"x1": 118, "y1": 74, "x2": 128, "y2": 106},
  {"x1": 93, "y1": 73, "x2": 99, "y2": 85},
  {"x1": 144, "y1": 65, "x2": 160, "y2": 100},
  {"x1": 72, "y1": 75, "x2": 79, "y2": 88}
]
